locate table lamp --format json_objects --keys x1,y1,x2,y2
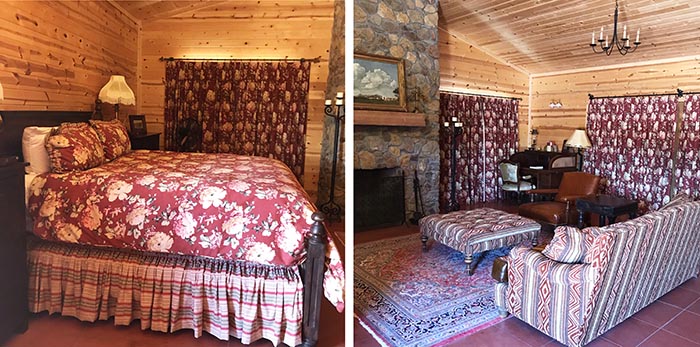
[
  {"x1": 566, "y1": 129, "x2": 592, "y2": 171},
  {"x1": 98, "y1": 75, "x2": 135, "y2": 120}
]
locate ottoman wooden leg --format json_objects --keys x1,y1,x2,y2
[
  {"x1": 465, "y1": 255, "x2": 475, "y2": 276},
  {"x1": 421, "y1": 235, "x2": 428, "y2": 252},
  {"x1": 532, "y1": 229, "x2": 539, "y2": 246}
]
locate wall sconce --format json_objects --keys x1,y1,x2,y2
[
  {"x1": 98, "y1": 75, "x2": 136, "y2": 120},
  {"x1": 549, "y1": 100, "x2": 563, "y2": 109}
]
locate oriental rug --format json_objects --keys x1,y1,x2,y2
[{"x1": 354, "y1": 234, "x2": 510, "y2": 347}]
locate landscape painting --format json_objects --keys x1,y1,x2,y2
[{"x1": 353, "y1": 53, "x2": 406, "y2": 111}]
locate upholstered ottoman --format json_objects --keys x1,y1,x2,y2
[{"x1": 419, "y1": 208, "x2": 540, "y2": 275}]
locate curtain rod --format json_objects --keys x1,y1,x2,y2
[
  {"x1": 440, "y1": 90, "x2": 522, "y2": 101},
  {"x1": 587, "y1": 89, "x2": 700, "y2": 100},
  {"x1": 159, "y1": 56, "x2": 321, "y2": 63}
]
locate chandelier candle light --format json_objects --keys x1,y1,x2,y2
[{"x1": 590, "y1": 0, "x2": 640, "y2": 56}]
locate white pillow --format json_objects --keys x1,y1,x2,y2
[{"x1": 22, "y1": 126, "x2": 54, "y2": 174}]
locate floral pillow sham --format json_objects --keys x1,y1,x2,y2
[
  {"x1": 45, "y1": 122, "x2": 105, "y2": 173},
  {"x1": 89, "y1": 120, "x2": 131, "y2": 161}
]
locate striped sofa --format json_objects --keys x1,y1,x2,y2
[{"x1": 494, "y1": 198, "x2": 700, "y2": 347}]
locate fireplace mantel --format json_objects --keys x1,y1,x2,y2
[{"x1": 354, "y1": 110, "x2": 426, "y2": 127}]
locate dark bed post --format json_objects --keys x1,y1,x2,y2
[{"x1": 299, "y1": 211, "x2": 328, "y2": 347}]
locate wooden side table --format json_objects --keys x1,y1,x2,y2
[
  {"x1": 576, "y1": 195, "x2": 639, "y2": 228},
  {"x1": 129, "y1": 132, "x2": 161, "y2": 150}
]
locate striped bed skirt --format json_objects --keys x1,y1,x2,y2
[{"x1": 26, "y1": 239, "x2": 304, "y2": 346}]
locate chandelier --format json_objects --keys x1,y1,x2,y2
[{"x1": 590, "y1": 0, "x2": 640, "y2": 55}]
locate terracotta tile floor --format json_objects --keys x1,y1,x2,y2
[
  {"x1": 2, "y1": 223, "x2": 346, "y2": 347},
  {"x1": 354, "y1": 202, "x2": 700, "y2": 347}
]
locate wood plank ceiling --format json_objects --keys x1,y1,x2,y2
[
  {"x1": 115, "y1": 1, "x2": 333, "y2": 21},
  {"x1": 114, "y1": 1, "x2": 226, "y2": 21},
  {"x1": 439, "y1": 0, "x2": 700, "y2": 75}
]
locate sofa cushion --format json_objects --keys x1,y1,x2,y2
[
  {"x1": 658, "y1": 193, "x2": 693, "y2": 211},
  {"x1": 542, "y1": 226, "x2": 596, "y2": 263}
]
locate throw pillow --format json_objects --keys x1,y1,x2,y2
[
  {"x1": 658, "y1": 193, "x2": 693, "y2": 211},
  {"x1": 45, "y1": 122, "x2": 105, "y2": 173},
  {"x1": 541, "y1": 226, "x2": 596, "y2": 264},
  {"x1": 89, "y1": 119, "x2": 131, "y2": 161}
]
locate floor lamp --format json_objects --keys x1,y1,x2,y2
[
  {"x1": 566, "y1": 129, "x2": 592, "y2": 171},
  {"x1": 444, "y1": 116, "x2": 463, "y2": 211},
  {"x1": 318, "y1": 92, "x2": 345, "y2": 222}
]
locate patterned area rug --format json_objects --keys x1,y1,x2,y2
[{"x1": 355, "y1": 234, "x2": 510, "y2": 347}]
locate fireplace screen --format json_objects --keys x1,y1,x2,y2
[{"x1": 354, "y1": 167, "x2": 405, "y2": 231}]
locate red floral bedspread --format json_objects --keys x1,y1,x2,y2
[{"x1": 28, "y1": 150, "x2": 344, "y2": 311}]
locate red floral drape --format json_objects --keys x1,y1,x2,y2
[
  {"x1": 439, "y1": 92, "x2": 520, "y2": 212},
  {"x1": 584, "y1": 96, "x2": 677, "y2": 210},
  {"x1": 163, "y1": 60, "x2": 311, "y2": 180},
  {"x1": 676, "y1": 94, "x2": 700, "y2": 199}
]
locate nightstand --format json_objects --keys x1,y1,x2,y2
[
  {"x1": 0, "y1": 158, "x2": 28, "y2": 343},
  {"x1": 130, "y1": 132, "x2": 161, "y2": 150}
]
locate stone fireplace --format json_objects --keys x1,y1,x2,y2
[{"x1": 354, "y1": 0, "x2": 441, "y2": 220}]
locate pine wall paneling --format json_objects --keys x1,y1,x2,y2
[
  {"x1": 0, "y1": 1, "x2": 138, "y2": 116},
  {"x1": 530, "y1": 58, "x2": 700, "y2": 149},
  {"x1": 138, "y1": 1, "x2": 334, "y2": 200},
  {"x1": 438, "y1": 29, "x2": 531, "y2": 150}
]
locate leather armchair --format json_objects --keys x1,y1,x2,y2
[{"x1": 518, "y1": 172, "x2": 601, "y2": 228}]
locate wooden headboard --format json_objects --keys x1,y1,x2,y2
[{"x1": 0, "y1": 111, "x2": 93, "y2": 160}]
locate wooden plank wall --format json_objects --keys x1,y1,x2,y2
[
  {"x1": 530, "y1": 58, "x2": 700, "y2": 149},
  {"x1": 0, "y1": 1, "x2": 138, "y2": 115},
  {"x1": 138, "y1": 1, "x2": 334, "y2": 200},
  {"x1": 438, "y1": 29, "x2": 531, "y2": 150}
]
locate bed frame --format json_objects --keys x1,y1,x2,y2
[{"x1": 0, "y1": 110, "x2": 328, "y2": 347}]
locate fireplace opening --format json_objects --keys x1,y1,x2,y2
[{"x1": 354, "y1": 167, "x2": 405, "y2": 231}]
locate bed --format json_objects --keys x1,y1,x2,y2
[{"x1": 0, "y1": 110, "x2": 344, "y2": 347}]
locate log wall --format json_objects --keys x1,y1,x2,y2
[
  {"x1": 139, "y1": 1, "x2": 334, "y2": 199},
  {"x1": 0, "y1": 1, "x2": 138, "y2": 116}
]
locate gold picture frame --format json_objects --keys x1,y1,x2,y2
[{"x1": 353, "y1": 52, "x2": 407, "y2": 111}]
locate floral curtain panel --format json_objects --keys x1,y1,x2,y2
[
  {"x1": 584, "y1": 95, "x2": 677, "y2": 211},
  {"x1": 676, "y1": 94, "x2": 700, "y2": 199},
  {"x1": 163, "y1": 60, "x2": 311, "y2": 180},
  {"x1": 439, "y1": 92, "x2": 519, "y2": 212}
]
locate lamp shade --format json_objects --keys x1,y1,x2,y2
[
  {"x1": 567, "y1": 129, "x2": 591, "y2": 148},
  {"x1": 98, "y1": 75, "x2": 135, "y2": 105}
]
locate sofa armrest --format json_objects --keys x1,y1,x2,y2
[
  {"x1": 504, "y1": 233, "x2": 616, "y2": 346},
  {"x1": 508, "y1": 246, "x2": 604, "y2": 289}
]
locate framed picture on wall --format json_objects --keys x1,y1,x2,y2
[
  {"x1": 129, "y1": 114, "x2": 147, "y2": 136},
  {"x1": 353, "y1": 53, "x2": 407, "y2": 111}
]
